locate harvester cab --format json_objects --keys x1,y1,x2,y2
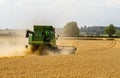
[{"x1": 26, "y1": 25, "x2": 76, "y2": 55}]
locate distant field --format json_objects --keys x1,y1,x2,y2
[{"x1": 0, "y1": 37, "x2": 120, "y2": 78}]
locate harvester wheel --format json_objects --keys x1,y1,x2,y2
[
  {"x1": 37, "y1": 45, "x2": 43, "y2": 55},
  {"x1": 30, "y1": 45, "x2": 38, "y2": 53}
]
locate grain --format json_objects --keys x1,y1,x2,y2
[{"x1": 0, "y1": 37, "x2": 120, "y2": 78}]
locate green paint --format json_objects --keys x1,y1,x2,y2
[{"x1": 26, "y1": 25, "x2": 56, "y2": 47}]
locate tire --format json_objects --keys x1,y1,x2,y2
[{"x1": 30, "y1": 45, "x2": 38, "y2": 53}]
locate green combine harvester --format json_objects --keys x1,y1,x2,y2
[{"x1": 26, "y1": 25, "x2": 76, "y2": 55}]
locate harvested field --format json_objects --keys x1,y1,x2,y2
[{"x1": 0, "y1": 37, "x2": 120, "y2": 78}]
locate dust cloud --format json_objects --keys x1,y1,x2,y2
[
  {"x1": 0, "y1": 36, "x2": 31, "y2": 57},
  {"x1": 0, "y1": 36, "x2": 75, "y2": 57},
  {"x1": 39, "y1": 46, "x2": 76, "y2": 55}
]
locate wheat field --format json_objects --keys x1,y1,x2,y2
[{"x1": 0, "y1": 37, "x2": 120, "y2": 78}]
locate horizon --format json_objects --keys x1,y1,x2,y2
[{"x1": 0, "y1": 25, "x2": 120, "y2": 30}]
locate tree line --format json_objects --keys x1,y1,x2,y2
[{"x1": 62, "y1": 21, "x2": 120, "y2": 37}]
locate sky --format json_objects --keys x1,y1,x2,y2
[{"x1": 0, "y1": 0, "x2": 120, "y2": 29}]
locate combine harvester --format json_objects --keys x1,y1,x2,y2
[{"x1": 26, "y1": 25, "x2": 76, "y2": 55}]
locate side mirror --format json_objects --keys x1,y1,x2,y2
[{"x1": 26, "y1": 30, "x2": 29, "y2": 38}]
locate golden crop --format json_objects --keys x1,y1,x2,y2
[{"x1": 0, "y1": 37, "x2": 120, "y2": 78}]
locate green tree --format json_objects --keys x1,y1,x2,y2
[
  {"x1": 63, "y1": 21, "x2": 80, "y2": 37},
  {"x1": 105, "y1": 24, "x2": 116, "y2": 37},
  {"x1": 115, "y1": 30, "x2": 120, "y2": 37}
]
